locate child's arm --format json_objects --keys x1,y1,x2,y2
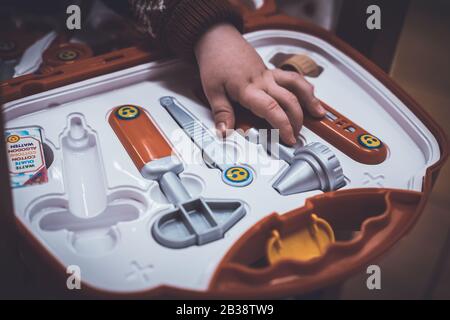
[{"x1": 130, "y1": 0, "x2": 325, "y2": 145}]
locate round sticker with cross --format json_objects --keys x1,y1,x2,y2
[
  {"x1": 115, "y1": 105, "x2": 141, "y2": 120},
  {"x1": 358, "y1": 134, "x2": 382, "y2": 149},
  {"x1": 222, "y1": 165, "x2": 254, "y2": 187},
  {"x1": 6, "y1": 134, "x2": 20, "y2": 144},
  {"x1": 57, "y1": 49, "x2": 79, "y2": 61}
]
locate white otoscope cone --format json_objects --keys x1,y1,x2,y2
[
  {"x1": 273, "y1": 160, "x2": 321, "y2": 195},
  {"x1": 273, "y1": 142, "x2": 345, "y2": 195}
]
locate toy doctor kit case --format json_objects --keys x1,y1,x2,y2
[{"x1": 1, "y1": 9, "x2": 448, "y2": 298}]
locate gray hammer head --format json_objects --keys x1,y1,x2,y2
[{"x1": 152, "y1": 197, "x2": 246, "y2": 248}]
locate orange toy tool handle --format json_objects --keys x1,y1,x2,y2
[
  {"x1": 303, "y1": 101, "x2": 387, "y2": 165},
  {"x1": 233, "y1": 100, "x2": 387, "y2": 165},
  {"x1": 194, "y1": 86, "x2": 387, "y2": 165},
  {"x1": 109, "y1": 105, "x2": 173, "y2": 170}
]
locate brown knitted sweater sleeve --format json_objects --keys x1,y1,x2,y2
[{"x1": 129, "y1": 0, "x2": 243, "y2": 59}]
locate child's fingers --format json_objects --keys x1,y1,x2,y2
[
  {"x1": 207, "y1": 92, "x2": 235, "y2": 137},
  {"x1": 273, "y1": 69, "x2": 325, "y2": 118},
  {"x1": 267, "y1": 82, "x2": 304, "y2": 136},
  {"x1": 239, "y1": 86, "x2": 296, "y2": 145}
]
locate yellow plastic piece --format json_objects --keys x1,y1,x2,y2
[{"x1": 266, "y1": 214, "x2": 335, "y2": 264}]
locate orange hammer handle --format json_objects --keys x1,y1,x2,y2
[
  {"x1": 109, "y1": 105, "x2": 173, "y2": 170},
  {"x1": 303, "y1": 101, "x2": 387, "y2": 165},
  {"x1": 232, "y1": 99, "x2": 387, "y2": 165}
]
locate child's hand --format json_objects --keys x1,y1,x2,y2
[{"x1": 195, "y1": 23, "x2": 325, "y2": 145}]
